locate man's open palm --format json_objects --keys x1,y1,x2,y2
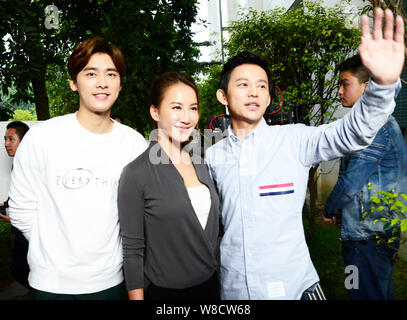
[{"x1": 359, "y1": 8, "x2": 405, "y2": 85}]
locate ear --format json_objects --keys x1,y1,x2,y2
[
  {"x1": 70, "y1": 80, "x2": 78, "y2": 92},
  {"x1": 216, "y1": 89, "x2": 228, "y2": 106},
  {"x1": 363, "y1": 80, "x2": 369, "y2": 89},
  {"x1": 150, "y1": 105, "x2": 160, "y2": 122}
]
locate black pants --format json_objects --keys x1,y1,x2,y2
[
  {"x1": 11, "y1": 227, "x2": 31, "y2": 290},
  {"x1": 145, "y1": 272, "x2": 220, "y2": 300},
  {"x1": 34, "y1": 282, "x2": 126, "y2": 300}
]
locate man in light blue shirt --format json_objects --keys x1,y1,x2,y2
[{"x1": 205, "y1": 9, "x2": 405, "y2": 299}]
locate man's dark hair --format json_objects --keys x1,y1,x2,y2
[
  {"x1": 337, "y1": 55, "x2": 369, "y2": 83},
  {"x1": 6, "y1": 121, "x2": 29, "y2": 141},
  {"x1": 68, "y1": 37, "x2": 126, "y2": 84},
  {"x1": 220, "y1": 51, "x2": 273, "y2": 94}
]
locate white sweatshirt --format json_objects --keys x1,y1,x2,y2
[{"x1": 8, "y1": 113, "x2": 147, "y2": 294}]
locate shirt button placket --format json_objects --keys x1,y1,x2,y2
[{"x1": 239, "y1": 139, "x2": 257, "y2": 299}]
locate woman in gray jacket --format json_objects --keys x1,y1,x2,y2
[{"x1": 118, "y1": 72, "x2": 220, "y2": 300}]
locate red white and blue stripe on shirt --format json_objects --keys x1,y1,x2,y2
[{"x1": 259, "y1": 183, "x2": 294, "y2": 197}]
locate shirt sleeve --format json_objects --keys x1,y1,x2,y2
[
  {"x1": 298, "y1": 78, "x2": 400, "y2": 167},
  {"x1": 8, "y1": 129, "x2": 42, "y2": 241},
  {"x1": 117, "y1": 162, "x2": 146, "y2": 291}
]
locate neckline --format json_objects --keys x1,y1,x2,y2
[
  {"x1": 73, "y1": 112, "x2": 118, "y2": 139},
  {"x1": 186, "y1": 184, "x2": 207, "y2": 190}
]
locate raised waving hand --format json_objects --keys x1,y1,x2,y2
[{"x1": 359, "y1": 8, "x2": 405, "y2": 85}]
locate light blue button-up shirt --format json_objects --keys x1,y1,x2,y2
[{"x1": 205, "y1": 79, "x2": 400, "y2": 300}]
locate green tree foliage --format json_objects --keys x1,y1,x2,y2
[
  {"x1": 1, "y1": 0, "x2": 203, "y2": 132},
  {"x1": 0, "y1": 102, "x2": 14, "y2": 121},
  {"x1": 200, "y1": 1, "x2": 360, "y2": 126},
  {"x1": 198, "y1": 1, "x2": 361, "y2": 237},
  {"x1": 363, "y1": 184, "x2": 407, "y2": 245},
  {"x1": 0, "y1": 0, "x2": 71, "y2": 120},
  {"x1": 197, "y1": 65, "x2": 223, "y2": 129},
  {"x1": 9, "y1": 108, "x2": 37, "y2": 121},
  {"x1": 97, "y1": 0, "x2": 203, "y2": 133},
  {"x1": 45, "y1": 64, "x2": 77, "y2": 118}
]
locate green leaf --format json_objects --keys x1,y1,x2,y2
[
  {"x1": 370, "y1": 196, "x2": 380, "y2": 204},
  {"x1": 391, "y1": 219, "x2": 401, "y2": 226},
  {"x1": 388, "y1": 237, "x2": 398, "y2": 244}
]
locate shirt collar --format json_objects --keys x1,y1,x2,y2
[{"x1": 227, "y1": 117, "x2": 267, "y2": 149}]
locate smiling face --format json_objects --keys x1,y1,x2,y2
[
  {"x1": 150, "y1": 82, "x2": 199, "y2": 145},
  {"x1": 4, "y1": 128, "x2": 21, "y2": 157},
  {"x1": 338, "y1": 70, "x2": 368, "y2": 108},
  {"x1": 70, "y1": 53, "x2": 121, "y2": 116},
  {"x1": 217, "y1": 63, "x2": 271, "y2": 132}
]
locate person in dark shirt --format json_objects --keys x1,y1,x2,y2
[
  {"x1": 118, "y1": 72, "x2": 220, "y2": 300},
  {"x1": 1, "y1": 121, "x2": 31, "y2": 290}
]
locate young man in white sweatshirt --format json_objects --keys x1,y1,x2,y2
[{"x1": 8, "y1": 38, "x2": 147, "y2": 299}]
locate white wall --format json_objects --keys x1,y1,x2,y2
[
  {"x1": 321, "y1": 0, "x2": 365, "y2": 9},
  {"x1": 0, "y1": 121, "x2": 40, "y2": 201}
]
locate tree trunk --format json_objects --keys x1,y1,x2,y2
[
  {"x1": 305, "y1": 165, "x2": 319, "y2": 239},
  {"x1": 31, "y1": 69, "x2": 50, "y2": 120},
  {"x1": 26, "y1": 6, "x2": 50, "y2": 121}
]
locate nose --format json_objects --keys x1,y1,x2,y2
[
  {"x1": 96, "y1": 74, "x2": 108, "y2": 88},
  {"x1": 180, "y1": 108, "x2": 192, "y2": 123},
  {"x1": 248, "y1": 84, "x2": 258, "y2": 97},
  {"x1": 338, "y1": 84, "x2": 344, "y2": 96}
]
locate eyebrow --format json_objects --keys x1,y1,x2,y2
[
  {"x1": 234, "y1": 77, "x2": 268, "y2": 83},
  {"x1": 169, "y1": 101, "x2": 198, "y2": 106},
  {"x1": 83, "y1": 67, "x2": 118, "y2": 72}
]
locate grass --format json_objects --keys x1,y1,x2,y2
[{"x1": 305, "y1": 214, "x2": 407, "y2": 300}]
